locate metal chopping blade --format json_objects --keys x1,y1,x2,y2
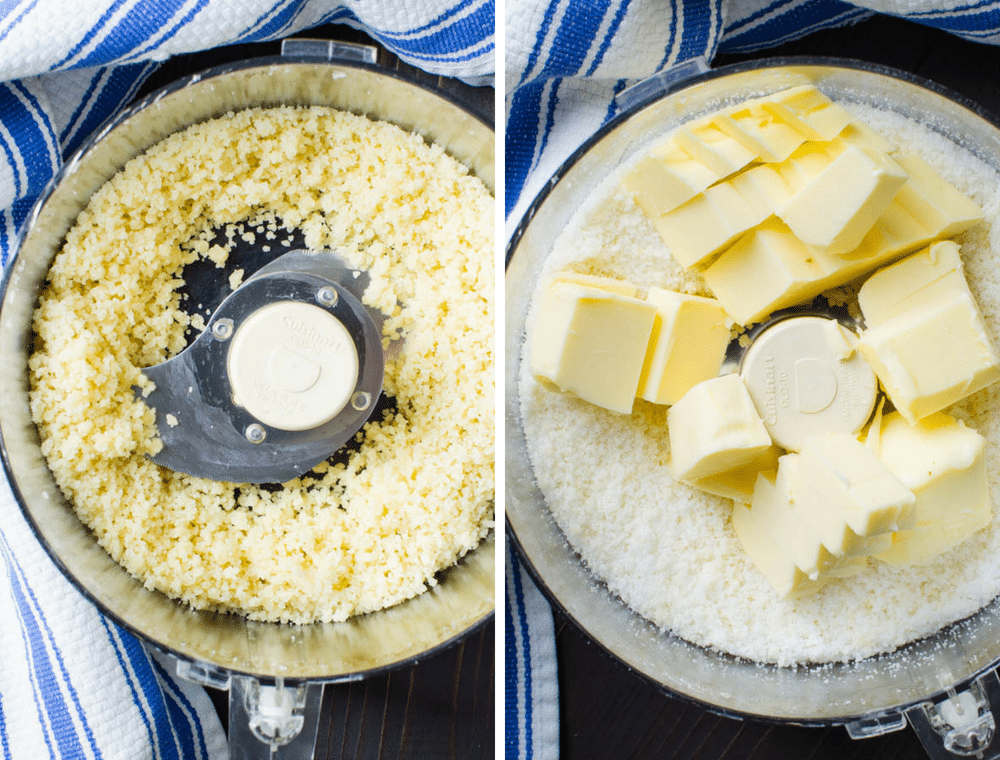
[{"x1": 139, "y1": 249, "x2": 386, "y2": 483}]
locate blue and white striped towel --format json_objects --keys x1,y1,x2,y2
[
  {"x1": 505, "y1": 2, "x2": 1000, "y2": 759},
  {"x1": 0, "y1": 3, "x2": 494, "y2": 759}
]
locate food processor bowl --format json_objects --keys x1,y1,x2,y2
[
  {"x1": 506, "y1": 58, "x2": 1000, "y2": 758},
  {"x1": 0, "y1": 39, "x2": 494, "y2": 759}
]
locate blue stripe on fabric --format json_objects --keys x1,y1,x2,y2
[
  {"x1": 0, "y1": 537, "x2": 85, "y2": 759},
  {"x1": 0, "y1": 689, "x2": 11, "y2": 760},
  {"x1": 725, "y1": 0, "x2": 798, "y2": 35},
  {"x1": 99, "y1": 617, "x2": 162, "y2": 760},
  {"x1": 0, "y1": 121, "x2": 22, "y2": 199},
  {"x1": 152, "y1": 657, "x2": 208, "y2": 760},
  {"x1": 113, "y1": 0, "x2": 213, "y2": 67},
  {"x1": 59, "y1": 68, "x2": 107, "y2": 147},
  {"x1": 719, "y1": 2, "x2": 866, "y2": 53},
  {"x1": 505, "y1": 80, "x2": 546, "y2": 216},
  {"x1": 533, "y1": 79, "x2": 561, "y2": 178},
  {"x1": 510, "y1": 548, "x2": 534, "y2": 760},
  {"x1": 0, "y1": 82, "x2": 61, "y2": 200},
  {"x1": 60, "y1": 61, "x2": 156, "y2": 155},
  {"x1": 3, "y1": 537, "x2": 104, "y2": 760},
  {"x1": 916, "y1": 8, "x2": 1000, "y2": 33},
  {"x1": 49, "y1": 0, "x2": 133, "y2": 70},
  {"x1": 677, "y1": 0, "x2": 719, "y2": 63},
  {"x1": 104, "y1": 619, "x2": 183, "y2": 760},
  {"x1": 11, "y1": 81, "x2": 59, "y2": 168},
  {"x1": 518, "y1": 0, "x2": 560, "y2": 87},
  {"x1": 0, "y1": 0, "x2": 40, "y2": 48},
  {"x1": 539, "y1": 1, "x2": 609, "y2": 80},
  {"x1": 604, "y1": 78, "x2": 628, "y2": 124},
  {"x1": 370, "y1": 2, "x2": 494, "y2": 58},
  {"x1": 391, "y1": 37, "x2": 495, "y2": 65},
  {"x1": 657, "y1": 0, "x2": 680, "y2": 70},
  {"x1": 234, "y1": 0, "x2": 301, "y2": 44},
  {"x1": 0, "y1": 544, "x2": 56, "y2": 760},
  {"x1": 905, "y1": 0, "x2": 999, "y2": 17},
  {"x1": 503, "y1": 564, "x2": 519, "y2": 759},
  {"x1": 383, "y1": 0, "x2": 485, "y2": 38},
  {"x1": 1, "y1": 197, "x2": 33, "y2": 266},
  {"x1": 586, "y1": 0, "x2": 632, "y2": 76}
]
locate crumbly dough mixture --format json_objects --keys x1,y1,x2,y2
[
  {"x1": 519, "y1": 103, "x2": 1000, "y2": 665},
  {"x1": 29, "y1": 106, "x2": 494, "y2": 624}
]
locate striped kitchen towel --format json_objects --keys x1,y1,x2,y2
[
  {"x1": 0, "y1": 0, "x2": 495, "y2": 266},
  {"x1": 505, "y1": 2, "x2": 1000, "y2": 759},
  {"x1": 506, "y1": 545, "x2": 558, "y2": 760},
  {"x1": 0, "y1": 4, "x2": 494, "y2": 759}
]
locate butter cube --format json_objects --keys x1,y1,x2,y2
[
  {"x1": 891, "y1": 153, "x2": 984, "y2": 237},
  {"x1": 623, "y1": 141, "x2": 718, "y2": 216},
  {"x1": 530, "y1": 279, "x2": 657, "y2": 414},
  {"x1": 713, "y1": 105, "x2": 806, "y2": 162},
  {"x1": 732, "y1": 495, "x2": 832, "y2": 599},
  {"x1": 795, "y1": 434, "x2": 915, "y2": 555},
  {"x1": 637, "y1": 288, "x2": 731, "y2": 405},
  {"x1": 550, "y1": 271, "x2": 641, "y2": 297},
  {"x1": 857, "y1": 241, "x2": 968, "y2": 326},
  {"x1": 675, "y1": 121, "x2": 757, "y2": 178},
  {"x1": 704, "y1": 157, "x2": 981, "y2": 326},
  {"x1": 777, "y1": 145, "x2": 908, "y2": 254},
  {"x1": 750, "y1": 456, "x2": 867, "y2": 577},
  {"x1": 691, "y1": 445, "x2": 780, "y2": 503},
  {"x1": 667, "y1": 374, "x2": 773, "y2": 482},
  {"x1": 874, "y1": 411, "x2": 991, "y2": 566},
  {"x1": 702, "y1": 220, "x2": 825, "y2": 325},
  {"x1": 653, "y1": 178, "x2": 771, "y2": 269},
  {"x1": 857, "y1": 250, "x2": 1000, "y2": 423},
  {"x1": 760, "y1": 85, "x2": 854, "y2": 142}
]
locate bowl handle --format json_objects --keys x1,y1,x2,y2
[
  {"x1": 228, "y1": 676, "x2": 326, "y2": 759},
  {"x1": 845, "y1": 669, "x2": 1000, "y2": 758}
]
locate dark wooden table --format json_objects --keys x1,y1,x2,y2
[
  {"x1": 131, "y1": 25, "x2": 496, "y2": 760},
  {"x1": 542, "y1": 15, "x2": 1000, "y2": 760}
]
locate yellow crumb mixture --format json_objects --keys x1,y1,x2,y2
[{"x1": 28, "y1": 106, "x2": 494, "y2": 624}]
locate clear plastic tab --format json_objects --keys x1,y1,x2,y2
[
  {"x1": 844, "y1": 711, "x2": 908, "y2": 739},
  {"x1": 905, "y1": 671, "x2": 1000, "y2": 758},
  {"x1": 615, "y1": 57, "x2": 710, "y2": 113},
  {"x1": 280, "y1": 38, "x2": 377, "y2": 64}
]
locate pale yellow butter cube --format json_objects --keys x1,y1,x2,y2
[
  {"x1": 653, "y1": 177, "x2": 771, "y2": 269},
  {"x1": 637, "y1": 288, "x2": 731, "y2": 405},
  {"x1": 874, "y1": 411, "x2": 991, "y2": 566},
  {"x1": 732, "y1": 495, "x2": 832, "y2": 599},
  {"x1": 675, "y1": 120, "x2": 757, "y2": 178},
  {"x1": 747, "y1": 456, "x2": 867, "y2": 577},
  {"x1": 713, "y1": 104, "x2": 806, "y2": 162},
  {"x1": 760, "y1": 85, "x2": 854, "y2": 142},
  {"x1": 667, "y1": 374, "x2": 772, "y2": 482},
  {"x1": 691, "y1": 445, "x2": 780, "y2": 503},
  {"x1": 702, "y1": 221, "x2": 825, "y2": 325},
  {"x1": 550, "y1": 271, "x2": 641, "y2": 297},
  {"x1": 777, "y1": 145, "x2": 908, "y2": 254},
  {"x1": 623, "y1": 141, "x2": 718, "y2": 216},
  {"x1": 530, "y1": 280, "x2": 656, "y2": 414},
  {"x1": 796, "y1": 433, "x2": 915, "y2": 555},
  {"x1": 891, "y1": 153, "x2": 984, "y2": 237},
  {"x1": 857, "y1": 276, "x2": 1000, "y2": 423},
  {"x1": 705, "y1": 163, "x2": 979, "y2": 326},
  {"x1": 857, "y1": 241, "x2": 967, "y2": 326}
]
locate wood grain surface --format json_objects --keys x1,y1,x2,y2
[{"x1": 543, "y1": 14, "x2": 1000, "y2": 760}]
